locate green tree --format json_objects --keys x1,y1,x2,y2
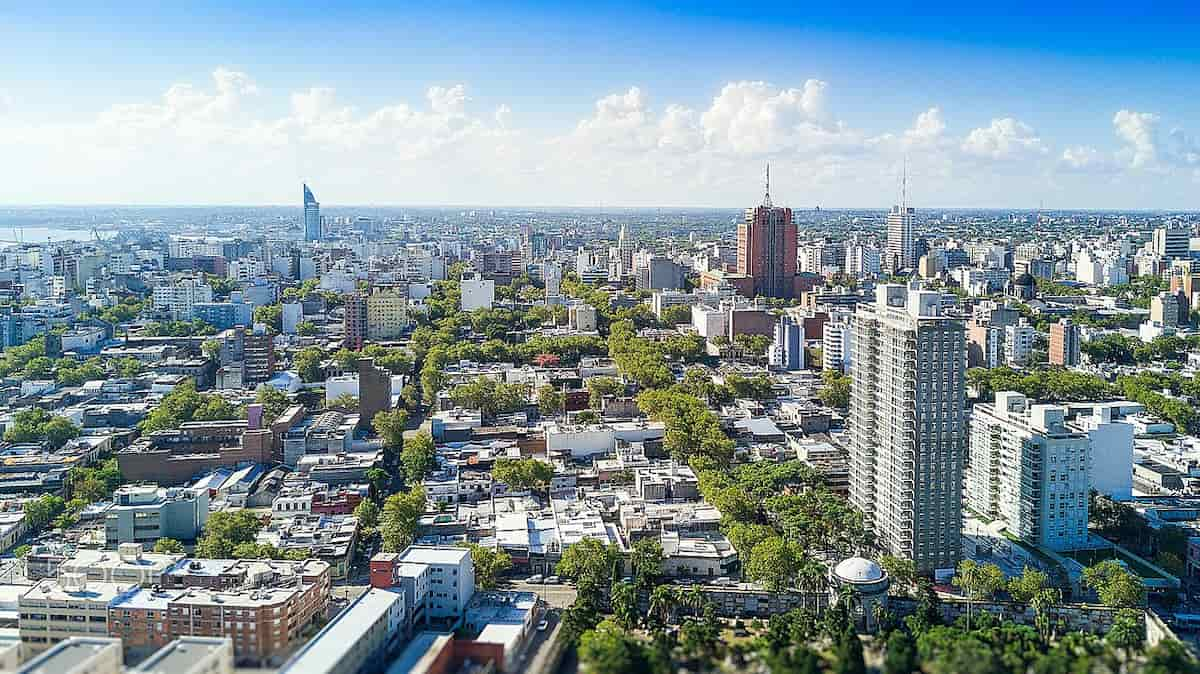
[
  {"x1": 400, "y1": 431, "x2": 436, "y2": 486},
  {"x1": 252, "y1": 304, "x2": 283, "y2": 332},
  {"x1": 294, "y1": 347, "x2": 325, "y2": 383},
  {"x1": 586, "y1": 376, "x2": 625, "y2": 408},
  {"x1": 556, "y1": 538, "x2": 621, "y2": 586},
  {"x1": 373, "y1": 408, "x2": 408, "y2": 452},
  {"x1": 882, "y1": 630, "x2": 918, "y2": 674},
  {"x1": 461, "y1": 543, "x2": 512, "y2": 590},
  {"x1": 1007, "y1": 566, "x2": 1049, "y2": 603},
  {"x1": 834, "y1": 628, "x2": 867, "y2": 674},
  {"x1": 578, "y1": 619, "x2": 651, "y2": 674},
  {"x1": 818, "y1": 368, "x2": 852, "y2": 409},
  {"x1": 879, "y1": 555, "x2": 918, "y2": 596},
  {"x1": 492, "y1": 457, "x2": 554, "y2": 491},
  {"x1": 536, "y1": 384, "x2": 565, "y2": 417},
  {"x1": 1105, "y1": 608, "x2": 1144, "y2": 660},
  {"x1": 328, "y1": 393, "x2": 358, "y2": 410},
  {"x1": 354, "y1": 498, "x2": 381, "y2": 531},
  {"x1": 1082, "y1": 559, "x2": 1146, "y2": 607},
  {"x1": 296, "y1": 320, "x2": 318, "y2": 336},
  {"x1": 254, "y1": 385, "x2": 291, "y2": 423},
  {"x1": 952, "y1": 560, "x2": 1005, "y2": 630},
  {"x1": 611, "y1": 581, "x2": 640, "y2": 629},
  {"x1": 631, "y1": 537, "x2": 663, "y2": 590},
  {"x1": 380, "y1": 487, "x2": 426, "y2": 552},
  {"x1": 745, "y1": 536, "x2": 800, "y2": 592},
  {"x1": 202, "y1": 339, "x2": 222, "y2": 361},
  {"x1": 194, "y1": 510, "x2": 262, "y2": 558}
]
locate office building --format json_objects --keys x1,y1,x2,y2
[
  {"x1": 636, "y1": 256, "x2": 686, "y2": 292},
  {"x1": 105, "y1": 485, "x2": 209, "y2": 545},
  {"x1": 848, "y1": 284, "x2": 966, "y2": 574},
  {"x1": 967, "y1": 392, "x2": 1090, "y2": 551},
  {"x1": 736, "y1": 169, "x2": 797, "y2": 299},
  {"x1": 1153, "y1": 224, "x2": 1190, "y2": 260},
  {"x1": 1048, "y1": 319, "x2": 1081, "y2": 366},
  {"x1": 1150, "y1": 291, "x2": 1186, "y2": 327},
  {"x1": 304, "y1": 184, "x2": 321, "y2": 242},
  {"x1": 885, "y1": 206, "x2": 916, "y2": 273},
  {"x1": 617, "y1": 224, "x2": 635, "y2": 276},
  {"x1": 18, "y1": 576, "x2": 131, "y2": 655}
]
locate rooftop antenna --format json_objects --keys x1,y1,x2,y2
[
  {"x1": 901, "y1": 156, "x2": 908, "y2": 212},
  {"x1": 763, "y1": 163, "x2": 773, "y2": 208}
]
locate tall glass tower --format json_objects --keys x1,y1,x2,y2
[{"x1": 303, "y1": 183, "x2": 321, "y2": 241}]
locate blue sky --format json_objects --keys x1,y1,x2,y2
[{"x1": 2, "y1": 1, "x2": 1199, "y2": 208}]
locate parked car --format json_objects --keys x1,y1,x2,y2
[
  {"x1": 544, "y1": 575, "x2": 560, "y2": 584},
  {"x1": 537, "y1": 619, "x2": 549, "y2": 632},
  {"x1": 526, "y1": 574, "x2": 544, "y2": 583}
]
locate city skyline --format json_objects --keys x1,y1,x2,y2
[{"x1": 2, "y1": 2, "x2": 1199, "y2": 209}]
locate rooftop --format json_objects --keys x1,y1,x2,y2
[
  {"x1": 131, "y1": 637, "x2": 231, "y2": 674},
  {"x1": 280, "y1": 588, "x2": 400, "y2": 674},
  {"x1": 397, "y1": 545, "x2": 471, "y2": 566},
  {"x1": 17, "y1": 637, "x2": 121, "y2": 674}
]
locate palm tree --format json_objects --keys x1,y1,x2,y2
[
  {"x1": 684, "y1": 584, "x2": 707, "y2": 617},
  {"x1": 795, "y1": 556, "x2": 828, "y2": 610},
  {"x1": 649, "y1": 585, "x2": 678, "y2": 625}
]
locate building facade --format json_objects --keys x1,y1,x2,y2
[
  {"x1": 967, "y1": 392, "x2": 1090, "y2": 551},
  {"x1": 848, "y1": 284, "x2": 966, "y2": 574},
  {"x1": 304, "y1": 184, "x2": 321, "y2": 242},
  {"x1": 736, "y1": 178, "x2": 796, "y2": 299}
]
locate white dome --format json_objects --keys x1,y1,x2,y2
[{"x1": 834, "y1": 556, "x2": 885, "y2": 583}]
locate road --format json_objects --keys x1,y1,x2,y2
[{"x1": 504, "y1": 580, "x2": 577, "y2": 609}]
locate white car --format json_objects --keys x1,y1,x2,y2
[
  {"x1": 544, "y1": 575, "x2": 560, "y2": 584},
  {"x1": 525, "y1": 574, "x2": 544, "y2": 583},
  {"x1": 537, "y1": 619, "x2": 549, "y2": 632}
]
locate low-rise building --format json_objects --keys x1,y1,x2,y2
[
  {"x1": 278, "y1": 588, "x2": 403, "y2": 674},
  {"x1": 104, "y1": 485, "x2": 209, "y2": 546}
]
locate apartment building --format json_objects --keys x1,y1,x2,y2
[
  {"x1": 848, "y1": 284, "x2": 966, "y2": 574},
  {"x1": 967, "y1": 392, "x2": 1091, "y2": 551},
  {"x1": 18, "y1": 575, "x2": 131, "y2": 654}
]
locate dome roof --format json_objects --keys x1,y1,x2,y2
[{"x1": 834, "y1": 556, "x2": 886, "y2": 583}]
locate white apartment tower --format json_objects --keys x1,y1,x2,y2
[
  {"x1": 966, "y1": 392, "x2": 1090, "y2": 551},
  {"x1": 849, "y1": 284, "x2": 966, "y2": 574}
]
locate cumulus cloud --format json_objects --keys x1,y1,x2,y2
[
  {"x1": 699, "y1": 80, "x2": 844, "y2": 155},
  {"x1": 961, "y1": 118, "x2": 1046, "y2": 160},
  {"x1": 1, "y1": 66, "x2": 1197, "y2": 207},
  {"x1": 1113, "y1": 110, "x2": 1159, "y2": 168}
]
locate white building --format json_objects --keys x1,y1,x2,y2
[
  {"x1": 461, "y1": 277, "x2": 495, "y2": 312},
  {"x1": 967, "y1": 392, "x2": 1090, "y2": 551},
  {"x1": 1071, "y1": 403, "x2": 1135, "y2": 501},
  {"x1": 1003, "y1": 319, "x2": 1036, "y2": 366},
  {"x1": 822, "y1": 316, "x2": 852, "y2": 371},
  {"x1": 691, "y1": 304, "x2": 728, "y2": 340},
  {"x1": 152, "y1": 277, "x2": 213, "y2": 319},
  {"x1": 849, "y1": 284, "x2": 966, "y2": 574},
  {"x1": 885, "y1": 206, "x2": 916, "y2": 272},
  {"x1": 396, "y1": 546, "x2": 475, "y2": 623}
]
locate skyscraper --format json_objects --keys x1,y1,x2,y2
[
  {"x1": 849, "y1": 284, "x2": 966, "y2": 574},
  {"x1": 303, "y1": 183, "x2": 322, "y2": 242},
  {"x1": 737, "y1": 166, "x2": 797, "y2": 298},
  {"x1": 617, "y1": 223, "x2": 634, "y2": 276},
  {"x1": 885, "y1": 206, "x2": 916, "y2": 273},
  {"x1": 885, "y1": 164, "x2": 916, "y2": 273}
]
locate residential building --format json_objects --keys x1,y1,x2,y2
[
  {"x1": 394, "y1": 546, "x2": 474, "y2": 624},
  {"x1": 848, "y1": 284, "x2": 966, "y2": 574},
  {"x1": 822, "y1": 316, "x2": 852, "y2": 371},
  {"x1": 16, "y1": 636, "x2": 123, "y2": 674},
  {"x1": 242, "y1": 325, "x2": 276, "y2": 386},
  {"x1": 18, "y1": 576, "x2": 130, "y2": 654},
  {"x1": 967, "y1": 392, "x2": 1090, "y2": 551},
  {"x1": 152, "y1": 278, "x2": 213, "y2": 319},
  {"x1": 1003, "y1": 319, "x2": 1036, "y2": 366},
  {"x1": 768, "y1": 315, "x2": 803, "y2": 371},
  {"x1": 130, "y1": 637, "x2": 234, "y2": 674},
  {"x1": 636, "y1": 256, "x2": 686, "y2": 292},
  {"x1": 278, "y1": 588, "x2": 403, "y2": 674},
  {"x1": 1049, "y1": 319, "x2": 1081, "y2": 366},
  {"x1": 366, "y1": 285, "x2": 412, "y2": 340},
  {"x1": 344, "y1": 292, "x2": 367, "y2": 350}
]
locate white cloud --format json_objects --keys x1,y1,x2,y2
[
  {"x1": 1, "y1": 66, "x2": 1198, "y2": 207},
  {"x1": 961, "y1": 117, "x2": 1046, "y2": 160},
  {"x1": 699, "y1": 80, "x2": 845, "y2": 155},
  {"x1": 1113, "y1": 110, "x2": 1159, "y2": 168},
  {"x1": 905, "y1": 107, "x2": 946, "y2": 143}
]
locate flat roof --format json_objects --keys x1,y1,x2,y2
[
  {"x1": 280, "y1": 588, "x2": 399, "y2": 673},
  {"x1": 132, "y1": 637, "x2": 230, "y2": 673},
  {"x1": 18, "y1": 637, "x2": 120, "y2": 674},
  {"x1": 397, "y1": 545, "x2": 470, "y2": 566},
  {"x1": 387, "y1": 631, "x2": 454, "y2": 674}
]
